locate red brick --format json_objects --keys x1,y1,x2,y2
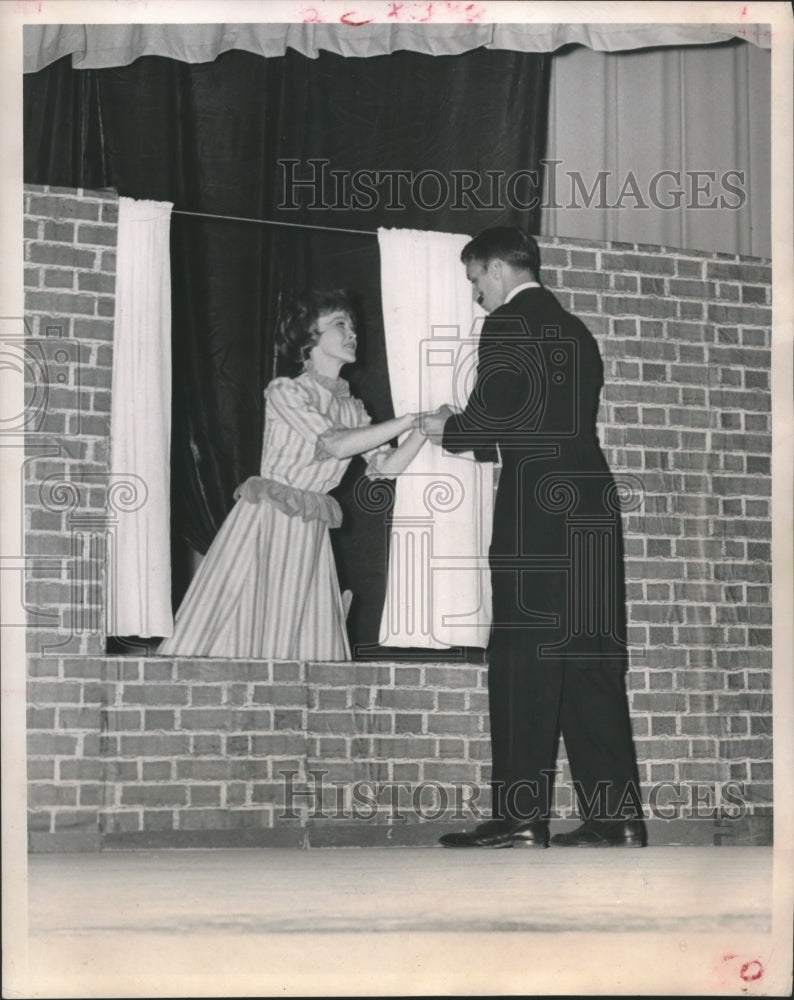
[
  {"x1": 176, "y1": 661, "x2": 253, "y2": 683},
  {"x1": 176, "y1": 760, "x2": 231, "y2": 781},
  {"x1": 272, "y1": 662, "x2": 300, "y2": 681},
  {"x1": 176, "y1": 708, "x2": 232, "y2": 731},
  {"x1": 103, "y1": 709, "x2": 143, "y2": 731},
  {"x1": 136, "y1": 760, "x2": 171, "y2": 781},
  {"x1": 425, "y1": 714, "x2": 480, "y2": 736},
  {"x1": 27, "y1": 732, "x2": 78, "y2": 757},
  {"x1": 27, "y1": 811, "x2": 52, "y2": 833},
  {"x1": 101, "y1": 201, "x2": 119, "y2": 223},
  {"x1": 707, "y1": 261, "x2": 770, "y2": 283},
  {"x1": 274, "y1": 709, "x2": 304, "y2": 730},
  {"x1": 372, "y1": 738, "x2": 436, "y2": 759},
  {"x1": 143, "y1": 709, "x2": 176, "y2": 730},
  {"x1": 70, "y1": 318, "x2": 114, "y2": 341},
  {"x1": 230, "y1": 709, "x2": 276, "y2": 732},
  {"x1": 422, "y1": 763, "x2": 478, "y2": 783},
  {"x1": 28, "y1": 760, "x2": 55, "y2": 780},
  {"x1": 27, "y1": 680, "x2": 81, "y2": 704},
  {"x1": 28, "y1": 194, "x2": 101, "y2": 220},
  {"x1": 76, "y1": 223, "x2": 117, "y2": 247},
  {"x1": 310, "y1": 737, "x2": 348, "y2": 757},
  {"x1": 424, "y1": 667, "x2": 479, "y2": 688},
  {"x1": 120, "y1": 784, "x2": 189, "y2": 806},
  {"x1": 189, "y1": 785, "x2": 223, "y2": 806},
  {"x1": 251, "y1": 733, "x2": 305, "y2": 756},
  {"x1": 142, "y1": 810, "x2": 176, "y2": 831},
  {"x1": 27, "y1": 705, "x2": 56, "y2": 728},
  {"x1": 633, "y1": 738, "x2": 691, "y2": 759},
  {"x1": 122, "y1": 684, "x2": 189, "y2": 706},
  {"x1": 252, "y1": 682, "x2": 304, "y2": 707},
  {"x1": 99, "y1": 811, "x2": 142, "y2": 834},
  {"x1": 58, "y1": 758, "x2": 107, "y2": 781},
  {"x1": 43, "y1": 269, "x2": 75, "y2": 289},
  {"x1": 28, "y1": 784, "x2": 78, "y2": 807},
  {"x1": 26, "y1": 290, "x2": 98, "y2": 315},
  {"x1": 191, "y1": 734, "x2": 224, "y2": 755},
  {"x1": 119, "y1": 734, "x2": 190, "y2": 756},
  {"x1": 307, "y1": 711, "x2": 356, "y2": 735},
  {"x1": 57, "y1": 706, "x2": 101, "y2": 730},
  {"x1": 190, "y1": 685, "x2": 224, "y2": 706},
  {"x1": 434, "y1": 739, "x2": 465, "y2": 759},
  {"x1": 437, "y1": 691, "x2": 467, "y2": 711},
  {"x1": 251, "y1": 783, "x2": 288, "y2": 805},
  {"x1": 53, "y1": 809, "x2": 98, "y2": 830},
  {"x1": 77, "y1": 272, "x2": 116, "y2": 294},
  {"x1": 41, "y1": 220, "x2": 75, "y2": 241},
  {"x1": 719, "y1": 737, "x2": 772, "y2": 759}
]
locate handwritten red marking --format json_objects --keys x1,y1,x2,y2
[
  {"x1": 387, "y1": 2, "x2": 404, "y2": 17},
  {"x1": 340, "y1": 11, "x2": 374, "y2": 25},
  {"x1": 300, "y1": 7, "x2": 323, "y2": 21},
  {"x1": 740, "y1": 960, "x2": 763, "y2": 982},
  {"x1": 741, "y1": 5, "x2": 747, "y2": 14},
  {"x1": 722, "y1": 954, "x2": 737, "y2": 962}
]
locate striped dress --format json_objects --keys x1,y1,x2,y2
[{"x1": 158, "y1": 371, "x2": 390, "y2": 660}]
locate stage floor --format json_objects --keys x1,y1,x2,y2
[{"x1": 22, "y1": 846, "x2": 784, "y2": 996}]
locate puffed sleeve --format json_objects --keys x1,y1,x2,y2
[
  {"x1": 354, "y1": 397, "x2": 395, "y2": 480},
  {"x1": 265, "y1": 378, "x2": 345, "y2": 459}
]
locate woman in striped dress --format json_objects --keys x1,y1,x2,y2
[{"x1": 158, "y1": 290, "x2": 430, "y2": 660}]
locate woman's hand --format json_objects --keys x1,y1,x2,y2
[{"x1": 420, "y1": 403, "x2": 459, "y2": 443}]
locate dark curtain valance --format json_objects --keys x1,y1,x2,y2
[{"x1": 23, "y1": 21, "x2": 771, "y2": 74}]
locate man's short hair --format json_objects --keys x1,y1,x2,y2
[{"x1": 461, "y1": 227, "x2": 541, "y2": 282}]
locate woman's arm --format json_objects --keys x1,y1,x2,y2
[
  {"x1": 318, "y1": 412, "x2": 417, "y2": 459},
  {"x1": 370, "y1": 427, "x2": 428, "y2": 476}
]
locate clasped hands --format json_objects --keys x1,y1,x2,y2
[{"x1": 411, "y1": 404, "x2": 460, "y2": 446}]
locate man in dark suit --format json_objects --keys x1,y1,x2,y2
[{"x1": 423, "y1": 227, "x2": 646, "y2": 848}]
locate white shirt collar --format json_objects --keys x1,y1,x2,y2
[{"x1": 504, "y1": 281, "x2": 540, "y2": 304}]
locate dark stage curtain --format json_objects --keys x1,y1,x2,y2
[{"x1": 24, "y1": 46, "x2": 550, "y2": 653}]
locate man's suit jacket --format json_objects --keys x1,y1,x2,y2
[{"x1": 442, "y1": 286, "x2": 627, "y2": 663}]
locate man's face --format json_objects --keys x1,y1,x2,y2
[{"x1": 465, "y1": 259, "x2": 504, "y2": 314}]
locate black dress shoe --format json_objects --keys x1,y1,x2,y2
[
  {"x1": 550, "y1": 818, "x2": 647, "y2": 848},
  {"x1": 439, "y1": 819, "x2": 549, "y2": 849}
]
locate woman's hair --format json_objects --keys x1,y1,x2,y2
[{"x1": 276, "y1": 289, "x2": 355, "y2": 370}]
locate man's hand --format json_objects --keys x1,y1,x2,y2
[{"x1": 421, "y1": 404, "x2": 459, "y2": 445}]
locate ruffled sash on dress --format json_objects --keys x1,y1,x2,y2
[{"x1": 233, "y1": 475, "x2": 343, "y2": 528}]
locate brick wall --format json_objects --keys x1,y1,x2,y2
[
  {"x1": 24, "y1": 187, "x2": 772, "y2": 849},
  {"x1": 537, "y1": 237, "x2": 772, "y2": 825},
  {"x1": 23, "y1": 184, "x2": 117, "y2": 656}
]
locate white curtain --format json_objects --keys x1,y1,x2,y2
[
  {"x1": 106, "y1": 197, "x2": 173, "y2": 638},
  {"x1": 377, "y1": 228, "x2": 492, "y2": 649},
  {"x1": 541, "y1": 42, "x2": 771, "y2": 257}
]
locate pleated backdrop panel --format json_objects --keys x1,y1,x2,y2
[
  {"x1": 107, "y1": 197, "x2": 174, "y2": 637},
  {"x1": 377, "y1": 228, "x2": 492, "y2": 649},
  {"x1": 541, "y1": 41, "x2": 771, "y2": 257}
]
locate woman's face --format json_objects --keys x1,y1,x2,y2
[{"x1": 311, "y1": 310, "x2": 357, "y2": 365}]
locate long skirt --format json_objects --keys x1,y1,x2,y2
[{"x1": 158, "y1": 499, "x2": 350, "y2": 660}]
